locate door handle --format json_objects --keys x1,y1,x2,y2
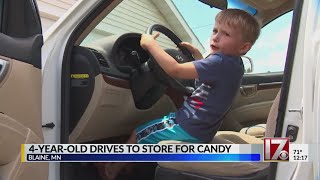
[
  {"x1": 240, "y1": 85, "x2": 257, "y2": 96},
  {"x1": 0, "y1": 59, "x2": 10, "y2": 83}
]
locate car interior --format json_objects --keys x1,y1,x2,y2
[{"x1": 61, "y1": 0, "x2": 295, "y2": 179}]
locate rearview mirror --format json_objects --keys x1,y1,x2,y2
[
  {"x1": 199, "y1": 0, "x2": 228, "y2": 10},
  {"x1": 241, "y1": 56, "x2": 254, "y2": 73}
]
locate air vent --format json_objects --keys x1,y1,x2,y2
[{"x1": 89, "y1": 48, "x2": 110, "y2": 68}]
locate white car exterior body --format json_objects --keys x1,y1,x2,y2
[
  {"x1": 286, "y1": 0, "x2": 320, "y2": 179},
  {"x1": 42, "y1": 1, "x2": 109, "y2": 179},
  {"x1": 41, "y1": 0, "x2": 319, "y2": 179}
]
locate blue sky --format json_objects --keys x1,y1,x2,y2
[{"x1": 172, "y1": 0, "x2": 293, "y2": 73}]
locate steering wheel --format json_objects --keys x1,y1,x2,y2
[{"x1": 144, "y1": 24, "x2": 196, "y2": 95}]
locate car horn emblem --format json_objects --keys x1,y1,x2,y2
[{"x1": 176, "y1": 55, "x2": 184, "y2": 62}]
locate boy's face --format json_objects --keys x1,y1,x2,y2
[{"x1": 209, "y1": 22, "x2": 251, "y2": 56}]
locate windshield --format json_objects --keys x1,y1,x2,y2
[
  {"x1": 82, "y1": 0, "x2": 292, "y2": 73},
  {"x1": 172, "y1": 0, "x2": 257, "y2": 53}
]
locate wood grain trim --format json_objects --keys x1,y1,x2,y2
[
  {"x1": 102, "y1": 75, "x2": 130, "y2": 89},
  {"x1": 257, "y1": 82, "x2": 282, "y2": 90},
  {"x1": 103, "y1": 74, "x2": 184, "y2": 107}
]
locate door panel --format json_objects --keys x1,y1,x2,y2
[
  {"x1": 0, "y1": 0, "x2": 48, "y2": 179},
  {"x1": 241, "y1": 72, "x2": 283, "y2": 85},
  {"x1": 0, "y1": 56, "x2": 42, "y2": 137},
  {"x1": 220, "y1": 73, "x2": 282, "y2": 131},
  {"x1": 0, "y1": 55, "x2": 48, "y2": 180}
]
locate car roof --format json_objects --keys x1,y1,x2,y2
[{"x1": 236, "y1": 0, "x2": 294, "y2": 26}]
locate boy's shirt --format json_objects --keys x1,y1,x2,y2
[{"x1": 175, "y1": 53, "x2": 244, "y2": 142}]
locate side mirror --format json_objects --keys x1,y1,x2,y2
[
  {"x1": 199, "y1": 0, "x2": 228, "y2": 10},
  {"x1": 241, "y1": 56, "x2": 254, "y2": 73}
]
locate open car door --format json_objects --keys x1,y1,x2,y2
[{"x1": 0, "y1": 0, "x2": 48, "y2": 179}]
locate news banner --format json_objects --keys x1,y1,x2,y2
[{"x1": 21, "y1": 138, "x2": 314, "y2": 162}]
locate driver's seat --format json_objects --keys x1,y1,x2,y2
[{"x1": 155, "y1": 90, "x2": 281, "y2": 180}]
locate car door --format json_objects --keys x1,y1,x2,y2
[
  {"x1": 220, "y1": 12, "x2": 293, "y2": 132},
  {"x1": 0, "y1": 0, "x2": 48, "y2": 180}
]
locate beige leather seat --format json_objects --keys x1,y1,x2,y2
[
  {"x1": 238, "y1": 89, "x2": 279, "y2": 139},
  {"x1": 239, "y1": 124, "x2": 266, "y2": 138},
  {"x1": 0, "y1": 114, "x2": 48, "y2": 180},
  {"x1": 156, "y1": 90, "x2": 281, "y2": 179}
]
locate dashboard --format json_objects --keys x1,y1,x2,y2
[
  {"x1": 82, "y1": 33, "x2": 149, "y2": 79},
  {"x1": 69, "y1": 33, "x2": 177, "y2": 133},
  {"x1": 110, "y1": 33, "x2": 149, "y2": 74}
]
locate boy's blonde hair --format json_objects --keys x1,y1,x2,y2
[{"x1": 215, "y1": 9, "x2": 261, "y2": 45}]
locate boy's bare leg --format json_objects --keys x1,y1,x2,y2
[{"x1": 102, "y1": 130, "x2": 138, "y2": 180}]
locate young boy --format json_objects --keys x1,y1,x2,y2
[{"x1": 101, "y1": 8, "x2": 260, "y2": 179}]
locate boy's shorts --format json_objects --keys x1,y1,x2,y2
[{"x1": 135, "y1": 112, "x2": 200, "y2": 144}]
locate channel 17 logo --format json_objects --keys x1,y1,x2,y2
[{"x1": 264, "y1": 138, "x2": 289, "y2": 161}]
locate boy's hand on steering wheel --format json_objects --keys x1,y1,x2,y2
[
  {"x1": 140, "y1": 33, "x2": 160, "y2": 50},
  {"x1": 179, "y1": 42, "x2": 203, "y2": 60}
]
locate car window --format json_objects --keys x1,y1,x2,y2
[
  {"x1": 80, "y1": 1, "x2": 178, "y2": 50},
  {"x1": 246, "y1": 12, "x2": 293, "y2": 74}
]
